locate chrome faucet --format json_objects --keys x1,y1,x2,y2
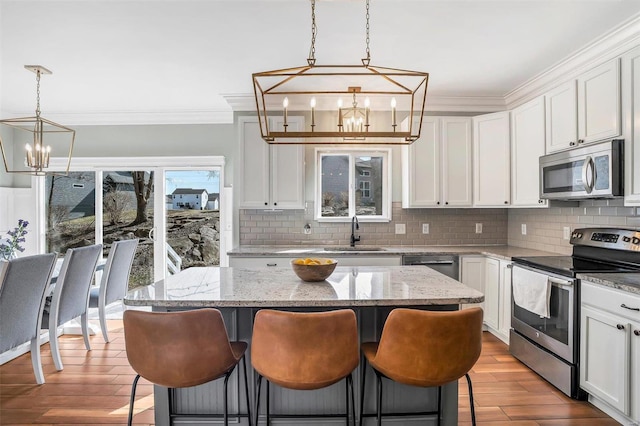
[{"x1": 350, "y1": 215, "x2": 361, "y2": 247}]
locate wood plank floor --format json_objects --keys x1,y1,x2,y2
[{"x1": 0, "y1": 321, "x2": 619, "y2": 425}]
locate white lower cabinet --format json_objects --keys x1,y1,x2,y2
[
  {"x1": 580, "y1": 280, "x2": 640, "y2": 424},
  {"x1": 460, "y1": 255, "x2": 512, "y2": 344},
  {"x1": 460, "y1": 256, "x2": 485, "y2": 310}
]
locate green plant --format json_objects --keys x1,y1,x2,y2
[{"x1": 0, "y1": 219, "x2": 29, "y2": 260}]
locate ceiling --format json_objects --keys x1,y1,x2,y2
[{"x1": 1, "y1": 0, "x2": 640, "y2": 125}]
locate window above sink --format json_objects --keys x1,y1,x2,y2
[{"x1": 315, "y1": 148, "x2": 392, "y2": 222}]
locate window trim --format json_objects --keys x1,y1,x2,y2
[{"x1": 314, "y1": 148, "x2": 392, "y2": 222}]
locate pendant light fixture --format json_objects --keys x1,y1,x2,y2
[
  {"x1": 252, "y1": 0, "x2": 429, "y2": 145},
  {"x1": 0, "y1": 65, "x2": 75, "y2": 176}
]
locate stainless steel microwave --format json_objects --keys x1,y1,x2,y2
[{"x1": 539, "y1": 139, "x2": 623, "y2": 200}]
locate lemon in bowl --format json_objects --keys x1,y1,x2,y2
[{"x1": 291, "y1": 257, "x2": 337, "y2": 282}]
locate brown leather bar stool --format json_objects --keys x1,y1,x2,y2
[
  {"x1": 123, "y1": 309, "x2": 251, "y2": 426},
  {"x1": 251, "y1": 309, "x2": 359, "y2": 425},
  {"x1": 360, "y1": 307, "x2": 483, "y2": 426}
]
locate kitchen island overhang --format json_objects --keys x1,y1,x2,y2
[{"x1": 125, "y1": 266, "x2": 484, "y2": 426}]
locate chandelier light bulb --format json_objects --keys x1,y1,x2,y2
[
  {"x1": 283, "y1": 97, "x2": 289, "y2": 108},
  {"x1": 310, "y1": 97, "x2": 316, "y2": 108}
]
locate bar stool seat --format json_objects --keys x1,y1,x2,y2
[
  {"x1": 123, "y1": 308, "x2": 251, "y2": 426},
  {"x1": 360, "y1": 307, "x2": 483, "y2": 426},
  {"x1": 251, "y1": 309, "x2": 359, "y2": 425}
]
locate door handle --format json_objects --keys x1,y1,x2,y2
[
  {"x1": 412, "y1": 261, "x2": 456, "y2": 265},
  {"x1": 581, "y1": 156, "x2": 595, "y2": 194}
]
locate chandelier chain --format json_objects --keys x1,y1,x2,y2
[
  {"x1": 308, "y1": 0, "x2": 317, "y2": 65},
  {"x1": 35, "y1": 70, "x2": 41, "y2": 118},
  {"x1": 363, "y1": 0, "x2": 371, "y2": 66}
]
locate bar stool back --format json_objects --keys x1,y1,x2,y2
[
  {"x1": 123, "y1": 309, "x2": 251, "y2": 426},
  {"x1": 360, "y1": 307, "x2": 483, "y2": 426},
  {"x1": 251, "y1": 309, "x2": 359, "y2": 425}
]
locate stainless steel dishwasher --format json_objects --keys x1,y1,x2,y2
[{"x1": 402, "y1": 255, "x2": 460, "y2": 280}]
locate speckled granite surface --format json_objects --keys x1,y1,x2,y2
[
  {"x1": 124, "y1": 265, "x2": 485, "y2": 308},
  {"x1": 577, "y1": 273, "x2": 640, "y2": 295},
  {"x1": 226, "y1": 245, "x2": 557, "y2": 261}
]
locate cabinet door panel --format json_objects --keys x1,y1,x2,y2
[
  {"x1": 623, "y1": 46, "x2": 640, "y2": 205},
  {"x1": 484, "y1": 258, "x2": 500, "y2": 329},
  {"x1": 442, "y1": 117, "x2": 472, "y2": 206},
  {"x1": 461, "y1": 256, "x2": 485, "y2": 310},
  {"x1": 511, "y1": 97, "x2": 547, "y2": 207},
  {"x1": 580, "y1": 305, "x2": 630, "y2": 413},
  {"x1": 473, "y1": 112, "x2": 510, "y2": 206},
  {"x1": 402, "y1": 118, "x2": 439, "y2": 207},
  {"x1": 545, "y1": 80, "x2": 578, "y2": 153},
  {"x1": 578, "y1": 58, "x2": 621, "y2": 144},
  {"x1": 239, "y1": 119, "x2": 270, "y2": 208}
]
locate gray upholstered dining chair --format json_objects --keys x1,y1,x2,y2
[
  {"x1": 42, "y1": 244, "x2": 102, "y2": 371},
  {"x1": 0, "y1": 253, "x2": 57, "y2": 384},
  {"x1": 88, "y1": 238, "x2": 138, "y2": 343}
]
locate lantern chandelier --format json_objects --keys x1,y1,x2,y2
[
  {"x1": 0, "y1": 65, "x2": 75, "y2": 176},
  {"x1": 252, "y1": 0, "x2": 429, "y2": 145}
]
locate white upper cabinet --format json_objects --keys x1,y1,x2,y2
[
  {"x1": 473, "y1": 111, "x2": 511, "y2": 207},
  {"x1": 546, "y1": 58, "x2": 621, "y2": 153},
  {"x1": 578, "y1": 58, "x2": 621, "y2": 145},
  {"x1": 545, "y1": 80, "x2": 578, "y2": 153},
  {"x1": 511, "y1": 97, "x2": 548, "y2": 207},
  {"x1": 238, "y1": 116, "x2": 305, "y2": 209},
  {"x1": 623, "y1": 45, "x2": 640, "y2": 206},
  {"x1": 402, "y1": 117, "x2": 472, "y2": 208}
]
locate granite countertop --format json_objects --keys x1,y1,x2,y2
[
  {"x1": 227, "y1": 245, "x2": 558, "y2": 261},
  {"x1": 124, "y1": 265, "x2": 485, "y2": 308},
  {"x1": 577, "y1": 272, "x2": 640, "y2": 295}
]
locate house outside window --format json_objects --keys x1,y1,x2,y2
[{"x1": 315, "y1": 148, "x2": 391, "y2": 222}]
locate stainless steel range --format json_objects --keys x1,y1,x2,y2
[{"x1": 509, "y1": 227, "x2": 640, "y2": 399}]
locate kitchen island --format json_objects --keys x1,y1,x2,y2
[{"x1": 125, "y1": 265, "x2": 484, "y2": 426}]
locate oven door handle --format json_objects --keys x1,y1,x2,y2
[
  {"x1": 548, "y1": 276, "x2": 573, "y2": 286},
  {"x1": 581, "y1": 155, "x2": 595, "y2": 194}
]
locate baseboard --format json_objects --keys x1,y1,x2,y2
[{"x1": 588, "y1": 395, "x2": 639, "y2": 426}]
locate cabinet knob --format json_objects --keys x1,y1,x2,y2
[
  {"x1": 274, "y1": 202, "x2": 277, "y2": 206},
  {"x1": 578, "y1": 139, "x2": 584, "y2": 144},
  {"x1": 264, "y1": 202, "x2": 268, "y2": 206},
  {"x1": 445, "y1": 201, "x2": 449, "y2": 205},
  {"x1": 437, "y1": 201, "x2": 440, "y2": 205},
  {"x1": 538, "y1": 200, "x2": 543, "y2": 204},
  {"x1": 266, "y1": 263, "x2": 277, "y2": 267},
  {"x1": 616, "y1": 324, "x2": 625, "y2": 330},
  {"x1": 504, "y1": 201, "x2": 508, "y2": 204},
  {"x1": 570, "y1": 142, "x2": 576, "y2": 146},
  {"x1": 634, "y1": 330, "x2": 640, "y2": 337}
]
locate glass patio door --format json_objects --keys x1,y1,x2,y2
[{"x1": 152, "y1": 168, "x2": 222, "y2": 280}]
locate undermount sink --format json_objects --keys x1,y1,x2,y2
[{"x1": 323, "y1": 247, "x2": 386, "y2": 252}]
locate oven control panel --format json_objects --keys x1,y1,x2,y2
[{"x1": 570, "y1": 228, "x2": 640, "y2": 251}]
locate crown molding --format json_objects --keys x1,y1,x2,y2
[
  {"x1": 0, "y1": 109, "x2": 235, "y2": 126},
  {"x1": 505, "y1": 12, "x2": 640, "y2": 109},
  {"x1": 223, "y1": 93, "x2": 506, "y2": 114}
]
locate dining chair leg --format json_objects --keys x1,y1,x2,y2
[
  {"x1": 465, "y1": 373, "x2": 477, "y2": 426},
  {"x1": 375, "y1": 372, "x2": 382, "y2": 426},
  {"x1": 81, "y1": 312, "x2": 91, "y2": 351},
  {"x1": 242, "y1": 356, "x2": 252, "y2": 426},
  {"x1": 128, "y1": 374, "x2": 141, "y2": 426},
  {"x1": 255, "y1": 374, "x2": 263, "y2": 426},
  {"x1": 49, "y1": 324, "x2": 63, "y2": 371},
  {"x1": 223, "y1": 369, "x2": 233, "y2": 426},
  {"x1": 359, "y1": 360, "x2": 367, "y2": 426},
  {"x1": 99, "y1": 303, "x2": 110, "y2": 343},
  {"x1": 30, "y1": 337, "x2": 45, "y2": 384}
]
